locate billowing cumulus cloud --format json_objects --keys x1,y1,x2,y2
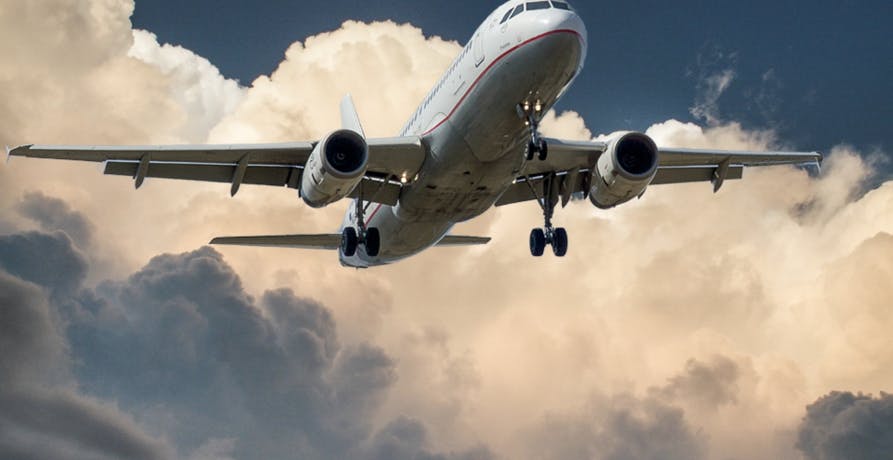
[{"x1": 2, "y1": 0, "x2": 893, "y2": 459}]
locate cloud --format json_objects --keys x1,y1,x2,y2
[
  {"x1": 690, "y1": 69, "x2": 735, "y2": 125},
  {"x1": 657, "y1": 356, "x2": 741, "y2": 410},
  {"x1": 364, "y1": 416, "x2": 493, "y2": 460},
  {"x1": 67, "y1": 247, "x2": 403, "y2": 458},
  {"x1": 524, "y1": 393, "x2": 706, "y2": 460},
  {"x1": 688, "y1": 45, "x2": 738, "y2": 125},
  {"x1": 0, "y1": 269, "x2": 174, "y2": 460},
  {"x1": 208, "y1": 20, "x2": 460, "y2": 142},
  {"x1": 128, "y1": 29, "x2": 245, "y2": 143},
  {"x1": 17, "y1": 191, "x2": 95, "y2": 247},
  {"x1": 797, "y1": 391, "x2": 893, "y2": 460},
  {"x1": 0, "y1": 231, "x2": 88, "y2": 296}
]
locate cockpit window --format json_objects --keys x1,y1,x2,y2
[
  {"x1": 510, "y1": 4, "x2": 525, "y2": 19},
  {"x1": 500, "y1": 8, "x2": 514, "y2": 24},
  {"x1": 527, "y1": 1, "x2": 551, "y2": 10},
  {"x1": 551, "y1": 1, "x2": 572, "y2": 10}
]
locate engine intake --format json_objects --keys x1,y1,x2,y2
[
  {"x1": 301, "y1": 129, "x2": 368, "y2": 208},
  {"x1": 590, "y1": 132, "x2": 659, "y2": 209}
]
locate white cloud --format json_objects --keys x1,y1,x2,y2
[{"x1": 128, "y1": 30, "x2": 245, "y2": 143}]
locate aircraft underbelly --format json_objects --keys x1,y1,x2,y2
[{"x1": 347, "y1": 32, "x2": 584, "y2": 268}]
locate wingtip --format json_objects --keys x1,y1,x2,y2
[{"x1": 5, "y1": 144, "x2": 32, "y2": 163}]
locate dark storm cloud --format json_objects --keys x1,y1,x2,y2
[
  {"x1": 365, "y1": 416, "x2": 493, "y2": 460},
  {"x1": 0, "y1": 202, "x2": 492, "y2": 460},
  {"x1": 0, "y1": 270, "x2": 173, "y2": 460},
  {"x1": 0, "y1": 231, "x2": 88, "y2": 295},
  {"x1": 68, "y1": 246, "x2": 482, "y2": 459},
  {"x1": 797, "y1": 391, "x2": 893, "y2": 460},
  {"x1": 0, "y1": 270, "x2": 66, "y2": 385},
  {"x1": 17, "y1": 191, "x2": 94, "y2": 247}
]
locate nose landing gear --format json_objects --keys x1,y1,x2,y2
[{"x1": 519, "y1": 101, "x2": 548, "y2": 161}]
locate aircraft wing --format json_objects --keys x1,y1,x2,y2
[
  {"x1": 8, "y1": 136, "x2": 426, "y2": 206},
  {"x1": 497, "y1": 139, "x2": 822, "y2": 206}
]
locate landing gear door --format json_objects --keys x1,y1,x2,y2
[{"x1": 473, "y1": 33, "x2": 485, "y2": 67}]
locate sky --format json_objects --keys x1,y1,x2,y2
[
  {"x1": 130, "y1": 0, "x2": 893, "y2": 158},
  {"x1": 2, "y1": 0, "x2": 893, "y2": 459}
]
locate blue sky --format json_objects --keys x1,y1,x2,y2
[{"x1": 132, "y1": 0, "x2": 892, "y2": 156}]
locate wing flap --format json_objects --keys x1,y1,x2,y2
[
  {"x1": 496, "y1": 170, "x2": 589, "y2": 207},
  {"x1": 103, "y1": 161, "x2": 297, "y2": 187},
  {"x1": 651, "y1": 165, "x2": 744, "y2": 185},
  {"x1": 103, "y1": 161, "x2": 402, "y2": 205}
]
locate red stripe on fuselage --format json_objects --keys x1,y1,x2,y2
[
  {"x1": 364, "y1": 28, "x2": 584, "y2": 228},
  {"x1": 420, "y1": 28, "x2": 582, "y2": 138}
]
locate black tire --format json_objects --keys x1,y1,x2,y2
[
  {"x1": 552, "y1": 227, "x2": 568, "y2": 257},
  {"x1": 530, "y1": 228, "x2": 546, "y2": 257},
  {"x1": 341, "y1": 227, "x2": 358, "y2": 257},
  {"x1": 526, "y1": 140, "x2": 536, "y2": 161},
  {"x1": 537, "y1": 139, "x2": 549, "y2": 161},
  {"x1": 365, "y1": 227, "x2": 381, "y2": 257}
]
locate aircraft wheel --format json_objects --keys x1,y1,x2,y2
[
  {"x1": 537, "y1": 139, "x2": 549, "y2": 161},
  {"x1": 530, "y1": 228, "x2": 546, "y2": 257},
  {"x1": 552, "y1": 227, "x2": 568, "y2": 257},
  {"x1": 341, "y1": 227, "x2": 358, "y2": 257},
  {"x1": 526, "y1": 140, "x2": 536, "y2": 161},
  {"x1": 365, "y1": 227, "x2": 381, "y2": 257}
]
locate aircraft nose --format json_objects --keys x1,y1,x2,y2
[
  {"x1": 539, "y1": 8, "x2": 586, "y2": 41},
  {"x1": 528, "y1": 8, "x2": 588, "y2": 59}
]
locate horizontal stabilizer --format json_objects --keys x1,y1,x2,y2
[
  {"x1": 210, "y1": 234, "x2": 342, "y2": 250},
  {"x1": 210, "y1": 233, "x2": 491, "y2": 250},
  {"x1": 436, "y1": 235, "x2": 491, "y2": 246}
]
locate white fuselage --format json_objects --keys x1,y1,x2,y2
[{"x1": 341, "y1": 1, "x2": 587, "y2": 267}]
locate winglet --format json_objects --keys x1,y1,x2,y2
[
  {"x1": 5, "y1": 144, "x2": 32, "y2": 163},
  {"x1": 340, "y1": 94, "x2": 366, "y2": 138}
]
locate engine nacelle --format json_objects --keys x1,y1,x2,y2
[
  {"x1": 589, "y1": 132, "x2": 659, "y2": 209},
  {"x1": 301, "y1": 129, "x2": 368, "y2": 208}
]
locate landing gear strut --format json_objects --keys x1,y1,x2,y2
[
  {"x1": 519, "y1": 101, "x2": 548, "y2": 161},
  {"x1": 525, "y1": 173, "x2": 568, "y2": 257},
  {"x1": 342, "y1": 186, "x2": 381, "y2": 258}
]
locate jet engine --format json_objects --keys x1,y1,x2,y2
[
  {"x1": 589, "y1": 132, "x2": 659, "y2": 209},
  {"x1": 300, "y1": 129, "x2": 368, "y2": 208}
]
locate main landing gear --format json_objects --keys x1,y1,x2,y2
[
  {"x1": 525, "y1": 173, "x2": 568, "y2": 257},
  {"x1": 518, "y1": 101, "x2": 548, "y2": 161},
  {"x1": 341, "y1": 197, "x2": 381, "y2": 258}
]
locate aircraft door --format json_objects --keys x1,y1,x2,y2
[{"x1": 473, "y1": 33, "x2": 485, "y2": 67}]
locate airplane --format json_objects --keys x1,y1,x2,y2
[{"x1": 8, "y1": 0, "x2": 821, "y2": 268}]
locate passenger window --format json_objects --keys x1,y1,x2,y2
[
  {"x1": 510, "y1": 4, "x2": 524, "y2": 19},
  {"x1": 551, "y1": 1, "x2": 571, "y2": 10},
  {"x1": 527, "y1": 1, "x2": 551, "y2": 10},
  {"x1": 500, "y1": 9, "x2": 513, "y2": 24}
]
